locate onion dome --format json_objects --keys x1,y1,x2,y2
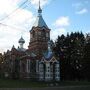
[
  {"x1": 18, "y1": 36, "x2": 25, "y2": 44},
  {"x1": 12, "y1": 45, "x2": 15, "y2": 49}
]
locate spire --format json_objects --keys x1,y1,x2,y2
[
  {"x1": 38, "y1": 0, "x2": 42, "y2": 16},
  {"x1": 33, "y1": 0, "x2": 48, "y2": 28},
  {"x1": 12, "y1": 45, "x2": 15, "y2": 49}
]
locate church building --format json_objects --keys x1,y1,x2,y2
[{"x1": 3, "y1": 2, "x2": 60, "y2": 82}]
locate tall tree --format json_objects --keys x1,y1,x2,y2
[
  {"x1": 82, "y1": 34, "x2": 90, "y2": 80},
  {"x1": 54, "y1": 32, "x2": 85, "y2": 81}
]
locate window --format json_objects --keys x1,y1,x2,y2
[
  {"x1": 55, "y1": 69, "x2": 59, "y2": 72},
  {"x1": 40, "y1": 69, "x2": 43, "y2": 72},
  {"x1": 40, "y1": 75, "x2": 43, "y2": 77},
  {"x1": 46, "y1": 74, "x2": 49, "y2": 77},
  {"x1": 27, "y1": 60, "x2": 30, "y2": 72},
  {"x1": 55, "y1": 70, "x2": 57, "y2": 72},
  {"x1": 51, "y1": 74, "x2": 53, "y2": 77},
  {"x1": 33, "y1": 31, "x2": 35, "y2": 37},
  {"x1": 46, "y1": 33, "x2": 48, "y2": 37},
  {"x1": 30, "y1": 34, "x2": 32, "y2": 38},
  {"x1": 38, "y1": 31, "x2": 41, "y2": 35},
  {"x1": 22, "y1": 63, "x2": 25, "y2": 72},
  {"x1": 56, "y1": 74, "x2": 59, "y2": 77},
  {"x1": 51, "y1": 70, "x2": 53, "y2": 72},
  {"x1": 42, "y1": 29, "x2": 46, "y2": 37}
]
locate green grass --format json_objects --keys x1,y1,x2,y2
[
  {"x1": 58, "y1": 81, "x2": 90, "y2": 86},
  {"x1": 0, "y1": 79, "x2": 46, "y2": 88},
  {"x1": 0, "y1": 79, "x2": 90, "y2": 88}
]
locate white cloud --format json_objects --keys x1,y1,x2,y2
[
  {"x1": 51, "y1": 16, "x2": 70, "y2": 40},
  {"x1": 29, "y1": 0, "x2": 52, "y2": 8},
  {"x1": 72, "y1": 2, "x2": 83, "y2": 9},
  {"x1": 0, "y1": 0, "x2": 52, "y2": 53},
  {"x1": 72, "y1": 2, "x2": 89, "y2": 15},
  {"x1": 0, "y1": 0, "x2": 19, "y2": 20},
  {"x1": 76, "y1": 8, "x2": 88, "y2": 14},
  {"x1": 0, "y1": 24, "x2": 30, "y2": 53},
  {"x1": 54, "y1": 16, "x2": 70, "y2": 27},
  {"x1": 50, "y1": 28, "x2": 67, "y2": 41},
  {"x1": 0, "y1": 26, "x2": 22, "y2": 52},
  {"x1": 0, "y1": 0, "x2": 35, "y2": 53},
  {"x1": 3, "y1": 8, "x2": 35, "y2": 30}
]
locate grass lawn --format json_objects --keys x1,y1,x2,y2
[
  {"x1": 0, "y1": 78, "x2": 90, "y2": 88},
  {"x1": 58, "y1": 81, "x2": 90, "y2": 86},
  {"x1": 0, "y1": 79, "x2": 46, "y2": 88}
]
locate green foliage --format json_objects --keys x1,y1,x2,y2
[{"x1": 53, "y1": 32, "x2": 90, "y2": 81}]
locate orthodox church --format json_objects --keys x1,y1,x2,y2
[{"x1": 3, "y1": 3, "x2": 60, "y2": 81}]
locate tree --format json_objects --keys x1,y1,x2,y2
[
  {"x1": 53, "y1": 32, "x2": 85, "y2": 81},
  {"x1": 82, "y1": 34, "x2": 90, "y2": 80}
]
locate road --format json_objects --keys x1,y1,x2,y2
[{"x1": 0, "y1": 86, "x2": 90, "y2": 90}]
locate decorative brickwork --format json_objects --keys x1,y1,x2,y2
[{"x1": 28, "y1": 26, "x2": 50, "y2": 56}]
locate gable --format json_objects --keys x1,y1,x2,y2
[
  {"x1": 41, "y1": 56, "x2": 57, "y2": 63},
  {"x1": 50, "y1": 56, "x2": 57, "y2": 63}
]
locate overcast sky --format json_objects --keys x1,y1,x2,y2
[{"x1": 0, "y1": 0, "x2": 90, "y2": 53}]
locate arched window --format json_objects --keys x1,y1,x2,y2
[
  {"x1": 33, "y1": 31, "x2": 35, "y2": 37},
  {"x1": 22, "y1": 63, "x2": 25, "y2": 72},
  {"x1": 38, "y1": 31, "x2": 41, "y2": 35},
  {"x1": 46, "y1": 33, "x2": 48, "y2": 37},
  {"x1": 42, "y1": 29, "x2": 46, "y2": 38}
]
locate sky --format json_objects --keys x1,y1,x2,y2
[{"x1": 0, "y1": 0, "x2": 90, "y2": 53}]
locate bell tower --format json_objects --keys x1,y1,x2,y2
[{"x1": 28, "y1": 1, "x2": 50, "y2": 55}]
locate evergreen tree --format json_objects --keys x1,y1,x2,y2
[
  {"x1": 53, "y1": 32, "x2": 85, "y2": 81},
  {"x1": 82, "y1": 34, "x2": 90, "y2": 80}
]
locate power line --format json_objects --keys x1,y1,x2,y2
[
  {"x1": 0, "y1": 0, "x2": 30, "y2": 31},
  {"x1": 0, "y1": 0, "x2": 28, "y2": 21},
  {"x1": 0, "y1": 23, "x2": 25, "y2": 31}
]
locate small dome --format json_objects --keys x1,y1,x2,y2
[
  {"x1": 12, "y1": 45, "x2": 15, "y2": 48},
  {"x1": 18, "y1": 36, "x2": 25, "y2": 43}
]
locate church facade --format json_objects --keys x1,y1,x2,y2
[{"x1": 3, "y1": 4, "x2": 60, "y2": 82}]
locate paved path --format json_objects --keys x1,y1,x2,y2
[{"x1": 0, "y1": 85, "x2": 90, "y2": 90}]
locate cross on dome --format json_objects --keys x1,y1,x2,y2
[{"x1": 38, "y1": 0, "x2": 42, "y2": 15}]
